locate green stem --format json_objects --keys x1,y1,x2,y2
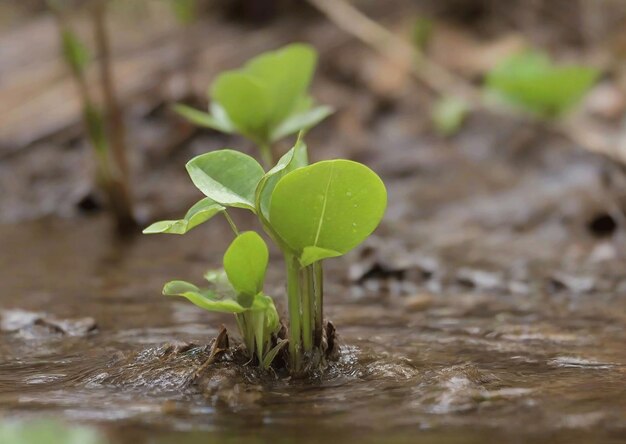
[
  {"x1": 301, "y1": 266, "x2": 313, "y2": 353},
  {"x1": 222, "y1": 211, "x2": 239, "y2": 236},
  {"x1": 286, "y1": 254, "x2": 302, "y2": 372},
  {"x1": 313, "y1": 261, "x2": 324, "y2": 347},
  {"x1": 259, "y1": 142, "x2": 275, "y2": 169}
]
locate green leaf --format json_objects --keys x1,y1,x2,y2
[
  {"x1": 211, "y1": 72, "x2": 272, "y2": 138},
  {"x1": 243, "y1": 43, "x2": 317, "y2": 126},
  {"x1": 269, "y1": 160, "x2": 387, "y2": 266},
  {"x1": 61, "y1": 29, "x2": 90, "y2": 74},
  {"x1": 163, "y1": 280, "x2": 245, "y2": 313},
  {"x1": 432, "y1": 96, "x2": 469, "y2": 136},
  {"x1": 255, "y1": 138, "x2": 309, "y2": 219},
  {"x1": 172, "y1": 104, "x2": 234, "y2": 133},
  {"x1": 262, "y1": 339, "x2": 287, "y2": 369},
  {"x1": 270, "y1": 105, "x2": 334, "y2": 142},
  {"x1": 485, "y1": 50, "x2": 599, "y2": 118},
  {"x1": 223, "y1": 231, "x2": 269, "y2": 296},
  {"x1": 142, "y1": 197, "x2": 225, "y2": 234},
  {"x1": 209, "y1": 102, "x2": 236, "y2": 132},
  {"x1": 186, "y1": 149, "x2": 265, "y2": 211}
]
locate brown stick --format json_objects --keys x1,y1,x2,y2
[
  {"x1": 92, "y1": 1, "x2": 130, "y2": 181},
  {"x1": 91, "y1": 0, "x2": 136, "y2": 233}
]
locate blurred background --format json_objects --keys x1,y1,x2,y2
[{"x1": 1, "y1": 1, "x2": 626, "y2": 443}]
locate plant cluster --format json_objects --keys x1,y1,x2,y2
[{"x1": 145, "y1": 44, "x2": 387, "y2": 374}]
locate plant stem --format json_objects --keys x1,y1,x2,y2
[
  {"x1": 91, "y1": 0, "x2": 136, "y2": 234},
  {"x1": 223, "y1": 211, "x2": 240, "y2": 236},
  {"x1": 92, "y1": 0, "x2": 129, "y2": 179},
  {"x1": 286, "y1": 254, "x2": 302, "y2": 372},
  {"x1": 259, "y1": 143, "x2": 273, "y2": 169},
  {"x1": 300, "y1": 266, "x2": 313, "y2": 353},
  {"x1": 313, "y1": 261, "x2": 324, "y2": 346}
]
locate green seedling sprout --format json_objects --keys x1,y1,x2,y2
[
  {"x1": 163, "y1": 232, "x2": 284, "y2": 369},
  {"x1": 485, "y1": 50, "x2": 599, "y2": 119},
  {"x1": 50, "y1": 0, "x2": 136, "y2": 234},
  {"x1": 173, "y1": 44, "x2": 333, "y2": 167},
  {"x1": 144, "y1": 135, "x2": 387, "y2": 374}
]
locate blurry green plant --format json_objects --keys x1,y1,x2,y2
[
  {"x1": 0, "y1": 419, "x2": 106, "y2": 444},
  {"x1": 485, "y1": 50, "x2": 599, "y2": 118},
  {"x1": 174, "y1": 44, "x2": 333, "y2": 167},
  {"x1": 432, "y1": 96, "x2": 469, "y2": 136},
  {"x1": 49, "y1": 0, "x2": 136, "y2": 233},
  {"x1": 144, "y1": 137, "x2": 387, "y2": 374}
]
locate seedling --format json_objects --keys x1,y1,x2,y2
[
  {"x1": 485, "y1": 50, "x2": 599, "y2": 118},
  {"x1": 162, "y1": 232, "x2": 284, "y2": 369},
  {"x1": 145, "y1": 138, "x2": 387, "y2": 374},
  {"x1": 173, "y1": 44, "x2": 333, "y2": 166},
  {"x1": 50, "y1": 0, "x2": 136, "y2": 233}
]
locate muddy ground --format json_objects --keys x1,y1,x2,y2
[{"x1": 1, "y1": 1, "x2": 626, "y2": 443}]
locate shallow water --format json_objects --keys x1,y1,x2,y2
[{"x1": 1, "y1": 137, "x2": 625, "y2": 443}]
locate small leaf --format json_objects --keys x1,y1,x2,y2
[
  {"x1": 485, "y1": 50, "x2": 599, "y2": 118},
  {"x1": 172, "y1": 104, "x2": 234, "y2": 133},
  {"x1": 61, "y1": 29, "x2": 90, "y2": 74},
  {"x1": 270, "y1": 160, "x2": 387, "y2": 266},
  {"x1": 211, "y1": 72, "x2": 272, "y2": 138},
  {"x1": 186, "y1": 149, "x2": 265, "y2": 211},
  {"x1": 243, "y1": 43, "x2": 317, "y2": 126},
  {"x1": 223, "y1": 232, "x2": 269, "y2": 296},
  {"x1": 209, "y1": 102, "x2": 236, "y2": 132},
  {"x1": 163, "y1": 280, "x2": 245, "y2": 313},
  {"x1": 432, "y1": 96, "x2": 469, "y2": 136},
  {"x1": 256, "y1": 138, "x2": 308, "y2": 219},
  {"x1": 142, "y1": 197, "x2": 225, "y2": 234},
  {"x1": 271, "y1": 105, "x2": 334, "y2": 142},
  {"x1": 262, "y1": 339, "x2": 287, "y2": 369}
]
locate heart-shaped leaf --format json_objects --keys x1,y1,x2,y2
[
  {"x1": 163, "y1": 280, "x2": 246, "y2": 313},
  {"x1": 186, "y1": 149, "x2": 265, "y2": 211},
  {"x1": 269, "y1": 160, "x2": 387, "y2": 266},
  {"x1": 255, "y1": 138, "x2": 308, "y2": 220},
  {"x1": 142, "y1": 197, "x2": 225, "y2": 235},
  {"x1": 223, "y1": 231, "x2": 269, "y2": 297}
]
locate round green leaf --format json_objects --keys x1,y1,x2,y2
[
  {"x1": 223, "y1": 231, "x2": 269, "y2": 296},
  {"x1": 269, "y1": 160, "x2": 387, "y2": 266},
  {"x1": 243, "y1": 43, "x2": 317, "y2": 125},
  {"x1": 186, "y1": 149, "x2": 265, "y2": 211}
]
